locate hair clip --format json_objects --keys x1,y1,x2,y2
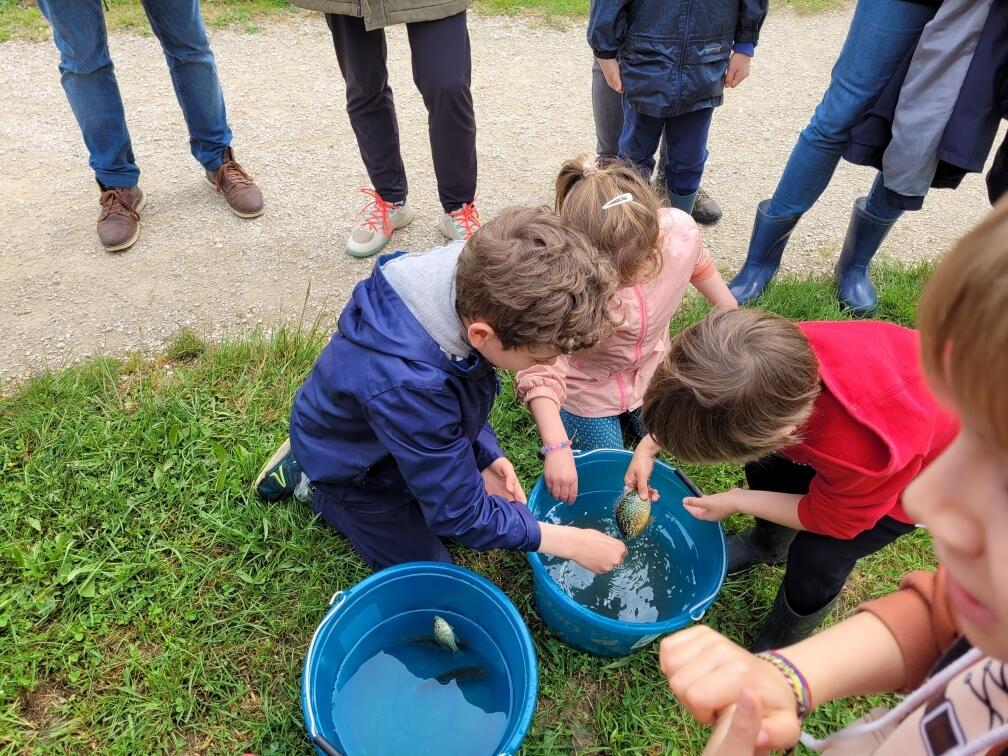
[{"x1": 602, "y1": 193, "x2": 635, "y2": 210}]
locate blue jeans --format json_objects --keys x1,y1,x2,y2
[
  {"x1": 560, "y1": 408, "x2": 647, "y2": 452},
  {"x1": 37, "y1": 0, "x2": 233, "y2": 187},
  {"x1": 619, "y1": 102, "x2": 714, "y2": 198},
  {"x1": 767, "y1": 0, "x2": 937, "y2": 222}
]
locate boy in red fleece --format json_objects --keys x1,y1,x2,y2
[
  {"x1": 626, "y1": 309, "x2": 957, "y2": 650},
  {"x1": 658, "y1": 195, "x2": 1008, "y2": 756}
]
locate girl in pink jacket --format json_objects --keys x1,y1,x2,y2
[{"x1": 516, "y1": 158, "x2": 737, "y2": 502}]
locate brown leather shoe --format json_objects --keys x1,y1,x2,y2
[
  {"x1": 206, "y1": 147, "x2": 264, "y2": 218},
  {"x1": 97, "y1": 186, "x2": 145, "y2": 253}
]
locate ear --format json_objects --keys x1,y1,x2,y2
[{"x1": 466, "y1": 321, "x2": 496, "y2": 348}]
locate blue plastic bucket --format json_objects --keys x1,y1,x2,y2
[
  {"x1": 526, "y1": 449, "x2": 726, "y2": 657},
  {"x1": 301, "y1": 562, "x2": 538, "y2": 756}
]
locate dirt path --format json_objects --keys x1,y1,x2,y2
[{"x1": 0, "y1": 8, "x2": 1000, "y2": 384}]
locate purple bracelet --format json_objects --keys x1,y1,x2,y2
[{"x1": 540, "y1": 440, "x2": 571, "y2": 455}]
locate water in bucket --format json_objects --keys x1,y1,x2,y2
[
  {"x1": 540, "y1": 490, "x2": 700, "y2": 623},
  {"x1": 329, "y1": 610, "x2": 511, "y2": 755}
]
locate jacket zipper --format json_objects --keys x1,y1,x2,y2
[
  {"x1": 614, "y1": 285, "x2": 648, "y2": 414},
  {"x1": 675, "y1": 0, "x2": 693, "y2": 113},
  {"x1": 615, "y1": 373, "x2": 628, "y2": 413}
]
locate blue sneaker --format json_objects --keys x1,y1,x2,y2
[{"x1": 254, "y1": 438, "x2": 312, "y2": 502}]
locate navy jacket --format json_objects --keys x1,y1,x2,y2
[
  {"x1": 289, "y1": 253, "x2": 542, "y2": 552},
  {"x1": 588, "y1": 0, "x2": 767, "y2": 118}
]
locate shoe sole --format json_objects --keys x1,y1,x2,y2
[
  {"x1": 102, "y1": 193, "x2": 147, "y2": 253},
  {"x1": 254, "y1": 436, "x2": 291, "y2": 491},
  {"x1": 345, "y1": 204, "x2": 415, "y2": 259},
  {"x1": 205, "y1": 175, "x2": 264, "y2": 219}
]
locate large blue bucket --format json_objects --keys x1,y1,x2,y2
[
  {"x1": 526, "y1": 449, "x2": 726, "y2": 657},
  {"x1": 301, "y1": 562, "x2": 538, "y2": 756}
]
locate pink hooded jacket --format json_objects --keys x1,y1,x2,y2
[{"x1": 516, "y1": 208, "x2": 716, "y2": 418}]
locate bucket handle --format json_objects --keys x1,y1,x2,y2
[
  {"x1": 328, "y1": 590, "x2": 345, "y2": 607},
  {"x1": 687, "y1": 586, "x2": 721, "y2": 622},
  {"x1": 312, "y1": 734, "x2": 344, "y2": 756}
]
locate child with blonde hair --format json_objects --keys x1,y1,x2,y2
[{"x1": 516, "y1": 158, "x2": 736, "y2": 503}]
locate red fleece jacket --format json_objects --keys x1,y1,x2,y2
[{"x1": 785, "y1": 322, "x2": 958, "y2": 539}]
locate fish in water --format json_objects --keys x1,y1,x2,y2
[
  {"x1": 433, "y1": 615, "x2": 459, "y2": 652},
  {"x1": 434, "y1": 665, "x2": 487, "y2": 685},
  {"x1": 615, "y1": 488, "x2": 653, "y2": 540}
]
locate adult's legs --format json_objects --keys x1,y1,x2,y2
[
  {"x1": 327, "y1": 13, "x2": 408, "y2": 204},
  {"x1": 405, "y1": 12, "x2": 476, "y2": 213},
  {"x1": 36, "y1": 0, "x2": 138, "y2": 187},
  {"x1": 141, "y1": 0, "x2": 232, "y2": 172}
]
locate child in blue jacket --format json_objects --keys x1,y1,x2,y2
[
  {"x1": 590, "y1": 0, "x2": 767, "y2": 214},
  {"x1": 254, "y1": 206, "x2": 628, "y2": 573}
]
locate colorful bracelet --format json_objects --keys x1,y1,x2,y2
[
  {"x1": 540, "y1": 440, "x2": 571, "y2": 455},
  {"x1": 755, "y1": 650, "x2": 811, "y2": 720}
]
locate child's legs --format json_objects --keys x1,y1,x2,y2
[
  {"x1": 782, "y1": 516, "x2": 915, "y2": 614},
  {"x1": 311, "y1": 485, "x2": 451, "y2": 570},
  {"x1": 660, "y1": 107, "x2": 714, "y2": 205},
  {"x1": 618, "y1": 99, "x2": 664, "y2": 181},
  {"x1": 559, "y1": 409, "x2": 625, "y2": 452},
  {"x1": 620, "y1": 408, "x2": 647, "y2": 447}
]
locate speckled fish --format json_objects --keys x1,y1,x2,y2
[
  {"x1": 432, "y1": 615, "x2": 459, "y2": 652},
  {"x1": 615, "y1": 488, "x2": 653, "y2": 540}
]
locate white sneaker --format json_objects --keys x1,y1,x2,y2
[
  {"x1": 438, "y1": 201, "x2": 481, "y2": 242},
  {"x1": 346, "y1": 189, "x2": 415, "y2": 258}
]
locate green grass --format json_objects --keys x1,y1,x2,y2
[
  {"x1": 0, "y1": 0, "x2": 846, "y2": 42},
  {"x1": 1, "y1": 262, "x2": 937, "y2": 754}
]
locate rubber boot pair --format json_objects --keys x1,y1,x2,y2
[
  {"x1": 729, "y1": 197, "x2": 897, "y2": 316},
  {"x1": 727, "y1": 519, "x2": 837, "y2": 650}
]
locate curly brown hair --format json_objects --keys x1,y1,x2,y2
[
  {"x1": 918, "y1": 195, "x2": 1008, "y2": 451},
  {"x1": 642, "y1": 309, "x2": 821, "y2": 464},
  {"x1": 554, "y1": 156, "x2": 663, "y2": 287},
  {"x1": 455, "y1": 205, "x2": 617, "y2": 354}
]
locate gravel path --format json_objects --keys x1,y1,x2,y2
[{"x1": 1, "y1": 8, "x2": 1001, "y2": 384}]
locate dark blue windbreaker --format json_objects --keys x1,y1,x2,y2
[{"x1": 289, "y1": 252, "x2": 542, "y2": 552}]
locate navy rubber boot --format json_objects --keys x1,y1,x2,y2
[
  {"x1": 835, "y1": 196, "x2": 897, "y2": 317},
  {"x1": 728, "y1": 200, "x2": 803, "y2": 304}
]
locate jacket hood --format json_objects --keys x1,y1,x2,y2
[{"x1": 337, "y1": 253, "x2": 482, "y2": 377}]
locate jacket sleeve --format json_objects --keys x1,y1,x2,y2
[
  {"x1": 796, "y1": 463, "x2": 918, "y2": 539},
  {"x1": 857, "y1": 568, "x2": 959, "y2": 691},
  {"x1": 515, "y1": 357, "x2": 570, "y2": 409},
  {"x1": 474, "y1": 422, "x2": 504, "y2": 472},
  {"x1": 362, "y1": 386, "x2": 542, "y2": 551},
  {"x1": 588, "y1": 0, "x2": 632, "y2": 59},
  {"x1": 735, "y1": 0, "x2": 768, "y2": 46}
]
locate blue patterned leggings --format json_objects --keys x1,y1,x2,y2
[{"x1": 559, "y1": 407, "x2": 648, "y2": 452}]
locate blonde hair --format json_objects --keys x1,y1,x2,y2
[
  {"x1": 456, "y1": 205, "x2": 617, "y2": 354},
  {"x1": 642, "y1": 309, "x2": 821, "y2": 464},
  {"x1": 918, "y1": 195, "x2": 1008, "y2": 451},
  {"x1": 554, "y1": 156, "x2": 662, "y2": 286}
]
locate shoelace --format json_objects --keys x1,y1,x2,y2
[
  {"x1": 99, "y1": 189, "x2": 140, "y2": 222},
  {"x1": 449, "y1": 201, "x2": 480, "y2": 239},
  {"x1": 356, "y1": 187, "x2": 394, "y2": 236},
  {"x1": 214, "y1": 159, "x2": 254, "y2": 193}
]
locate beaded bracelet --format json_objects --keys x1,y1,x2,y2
[
  {"x1": 756, "y1": 650, "x2": 811, "y2": 720},
  {"x1": 540, "y1": 440, "x2": 572, "y2": 455}
]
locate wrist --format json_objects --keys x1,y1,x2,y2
[
  {"x1": 756, "y1": 651, "x2": 811, "y2": 720},
  {"x1": 541, "y1": 439, "x2": 572, "y2": 456}
]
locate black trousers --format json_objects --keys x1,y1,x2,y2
[
  {"x1": 325, "y1": 11, "x2": 477, "y2": 212},
  {"x1": 745, "y1": 455, "x2": 916, "y2": 615}
]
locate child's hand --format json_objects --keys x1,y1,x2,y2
[
  {"x1": 482, "y1": 457, "x2": 527, "y2": 504},
  {"x1": 538, "y1": 523, "x2": 627, "y2": 573},
  {"x1": 703, "y1": 691, "x2": 770, "y2": 756},
  {"x1": 625, "y1": 435, "x2": 661, "y2": 500},
  {"x1": 597, "y1": 57, "x2": 623, "y2": 94},
  {"x1": 660, "y1": 626, "x2": 801, "y2": 750},
  {"x1": 571, "y1": 527, "x2": 628, "y2": 573},
  {"x1": 545, "y1": 447, "x2": 579, "y2": 504},
  {"x1": 683, "y1": 489, "x2": 744, "y2": 522},
  {"x1": 725, "y1": 52, "x2": 751, "y2": 88}
]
